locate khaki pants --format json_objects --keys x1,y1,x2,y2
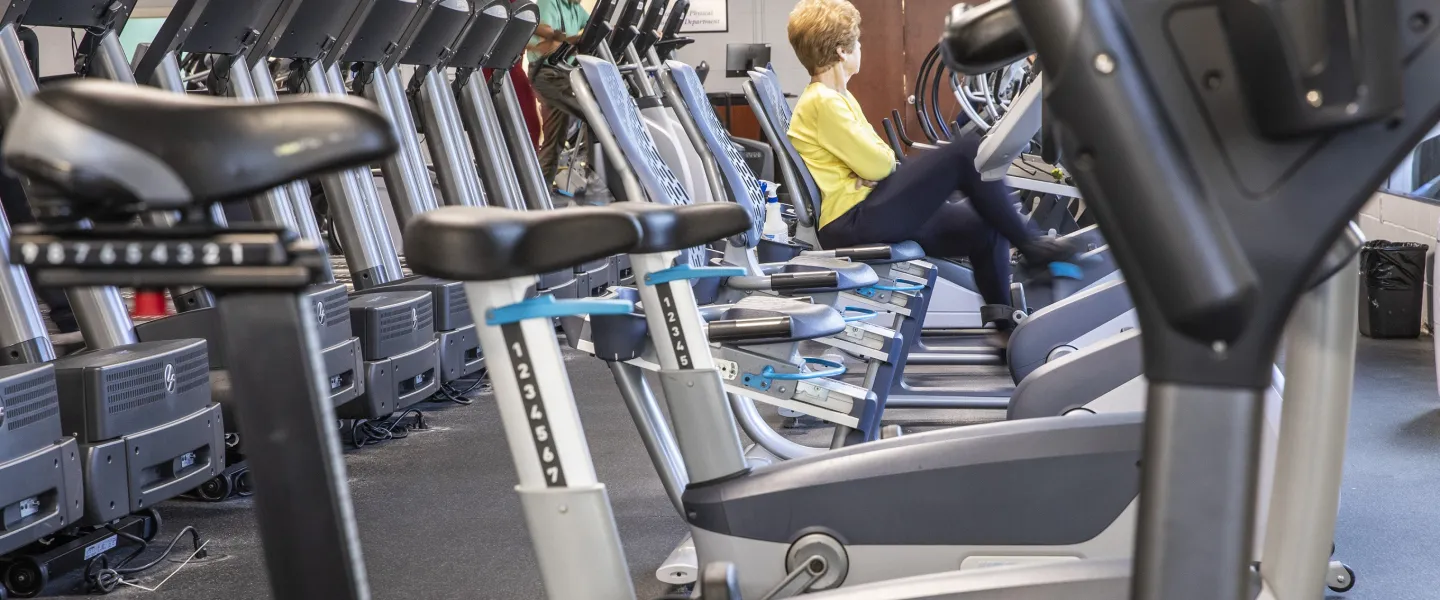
[{"x1": 529, "y1": 62, "x2": 582, "y2": 185}]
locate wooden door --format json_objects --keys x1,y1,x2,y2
[
  {"x1": 845, "y1": 0, "x2": 908, "y2": 136},
  {"x1": 847, "y1": 0, "x2": 988, "y2": 144}
]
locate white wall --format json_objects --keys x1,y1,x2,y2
[
  {"x1": 1359, "y1": 191, "x2": 1439, "y2": 329},
  {"x1": 34, "y1": 27, "x2": 78, "y2": 77},
  {"x1": 673, "y1": 0, "x2": 808, "y2": 96},
  {"x1": 1361, "y1": 192, "x2": 1439, "y2": 255}
]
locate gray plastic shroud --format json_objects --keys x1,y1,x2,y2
[
  {"x1": 0, "y1": 437, "x2": 84, "y2": 556},
  {"x1": 211, "y1": 338, "x2": 363, "y2": 414},
  {"x1": 435, "y1": 324, "x2": 484, "y2": 383},
  {"x1": 683, "y1": 411, "x2": 1140, "y2": 543},
  {"x1": 657, "y1": 368, "x2": 748, "y2": 484},
  {"x1": 320, "y1": 336, "x2": 366, "y2": 407},
  {"x1": 347, "y1": 290, "x2": 436, "y2": 360},
  {"x1": 79, "y1": 403, "x2": 225, "y2": 525},
  {"x1": 376, "y1": 276, "x2": 474, "y2": 332},
  {"x1": 1010, "y1": 330, "x2": 1141, "y2": 420},
  {"x1": 1007, "y1": 279, "x2": 1136, "y2": 383},
  {"x1": 337, "y1": 338, "x2": 440, "y2": 419},
  {"x1": 135, "y1": 283, "x2": 356, "y2": 368},
  {"x1": 0, "y1": 364, "x2": 62, "y2": 462},
  {"x1": 52, "y1": 339, "x2": 212, "y2": 444},
  {"x1": 690, "y1": 500, "x2": 1138, "y2": 599},
  {"x1": 796, "y1": 557, "x2": 1133, "y2": 600}
]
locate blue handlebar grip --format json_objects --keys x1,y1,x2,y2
[
  {"x1": 645, "y1": 264, "x2": 748, "y2": 286},
  {"x1": 761, "y1": 356, "x2": 847, "y2": 380},
  {"x1": 873, "y1": 279, "x2": 927, "y2": 292},
  {"x1": 842, "y1": 306, "x2": 878, "y2": 323},
  {"x1": 487, "y1": 295, "x2": 635, "y2": 325},
  {"x1": 1049, "y1": 262, "x2": 1083, "y2": 280}
]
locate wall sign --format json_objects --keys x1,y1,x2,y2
[{"x1": 681, "y1": 0, "x2": 728, "y2": 33}]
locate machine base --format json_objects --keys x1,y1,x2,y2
[
  {"x1": 337, "y1": 339, "x2": 440, "y2": 420},
  {"x1": 187, "y1": 458, "x2": 252, "y2": 502},
  {"x1": 0, "y1": 514, "x2": 157, "y2": 598},
  {"x1": 436, "y1": 325, "x2": 483, "y2": 383},
  {"x1": 0, "y1": 440, "x2": 84, "y2": 557},
  {"x1": 539, "y1": 270, "x2": 578, "y2": 299},
  {"x1": 78, "y1": 404, "x2": 226, "y2": 526}
]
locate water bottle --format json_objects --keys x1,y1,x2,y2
[{"x1": 760, "y1": 180, "x2": 788, "y2": 243}]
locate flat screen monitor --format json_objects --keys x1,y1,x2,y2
[{"x1": 725, "y1": 43, "x2": 769, "y2": 78}]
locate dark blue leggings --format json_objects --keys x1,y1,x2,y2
[{"x1": 816, "y1": 134, "x2": 1035, "y2": 305}]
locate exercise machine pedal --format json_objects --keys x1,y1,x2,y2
[{"x1": 979, "y1": 303, "x2": 1025, "y2": 328}]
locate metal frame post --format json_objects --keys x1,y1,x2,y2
[
  {"x1": 491, "y1": 70, "x2": 556, "y2": 210},
  {"x1": 363, "y1": 65, "x2": 441, "y2": 228},
  {"x1": 217, "y1": 291, "x2": 370, "y2": 600},
  {"x1": 415, "y1": 67, "x2": 487, "y2": 207},
  {"x1": 465, "y1": 276, "x2": 635, "y2": 599}
]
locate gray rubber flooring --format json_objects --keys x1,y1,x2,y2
[{"x1": 45, "y1": 335, "x2": 1439, "y2": 599}]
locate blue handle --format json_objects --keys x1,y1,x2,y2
[
  {"x1": 761, "y1": 356, "x2": 846, "y2": 380},
  {"x1": 873, "y1": 278, "x2": 926, "y2": 292},
  {"x1": 487, "y1": 294, "x2": 634, "y2": 325},
  {"x1": 645, "y1": 264, "x2": 747, "y2": 286},
  {"x1": 842, "y1": 306, "x2": 878, "y2": 323},
  {"x1": 1049, "y1": 262, "x2": 1083, "y2": 280}
]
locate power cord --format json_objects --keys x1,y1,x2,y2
[
  {"x1": 430, "y1": 372, "x2": 489, "y2": 405},
  {"x1": 350, "y1": 408, "x2": 428, "y2": 448},
  {"x1": 84, "y1": 510, "x2": 206, "y2": 594}
]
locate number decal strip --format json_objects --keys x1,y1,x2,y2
[
  {"x1": 16, "y1": 240, "x2": 277, "y2": 268},
  {"x1": 500, "y1": 323, "x2": 568, "y2": 488},
  {"x1": 655, "y1": 283, "x2": 694, "y2": 370}
]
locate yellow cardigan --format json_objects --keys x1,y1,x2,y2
[{"x1": 787, "y1": 82, "x2": 897, "y2": 229}]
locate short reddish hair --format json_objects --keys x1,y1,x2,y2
[{"x1": 788, "y1": 0, "x2": 862, "y2": 76}]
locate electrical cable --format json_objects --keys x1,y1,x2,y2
[
  {"x1": 350, "y1": 408, "x2": 428, "y2": 448},
  {"x1": 432, "y1": 372, "x2": 489, "y2": 405},
  {"x1": 84, "y1": 510, "x2": 206, "y2": 594}
]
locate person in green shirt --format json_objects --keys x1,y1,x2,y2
[
  {"x1": 528, "y1": 0, "x2": 589, "y2": 187},
  {"x1": 786, "y1": 0, "x2": 1083, "y2": 319}
]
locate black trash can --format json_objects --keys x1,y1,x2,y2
[{"x1": 1359, "y1": 239, "x2": 1429, "y2": 338}]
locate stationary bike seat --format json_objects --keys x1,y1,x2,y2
[
  {"x1": 405, "y1": 206, "x2": 641, "y2": 281},
  {"x1": 2, "y1": 80, "x2": 396, "y2": 217},
  {"x1": 609, "y1": 202, "x2": 752, "y2": 253}
]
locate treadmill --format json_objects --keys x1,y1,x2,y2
[
  {"x1": 126, "y1": 0, "x2": 370, "y2": 492},
  {"x1": 448, "y1": 1, "x2": 603, "y2": 297},
  {"x1": 268, "y1": 0, "x2": 456, "y2": 421},
  {"x1": 535, "y1": 0, "x2": 626, "y2": 297},
  {"x1": 0, "y1": 3, "x2": 224, "y2": 593}
]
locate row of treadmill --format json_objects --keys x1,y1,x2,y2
[
  {"x1": 0, "y1": 0, "x2": 1418, "y2": 599},
  {"x1": 0, "y1": 0, "x2": 623, "y2": 594}
]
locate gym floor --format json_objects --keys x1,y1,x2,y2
[{"x1": 49, "y1": 336, "x2": 1439, "y2": 599}]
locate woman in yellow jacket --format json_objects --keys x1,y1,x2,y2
[{"x1": 786, "y1": 0, "x2": 1083, "y2": 317}]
